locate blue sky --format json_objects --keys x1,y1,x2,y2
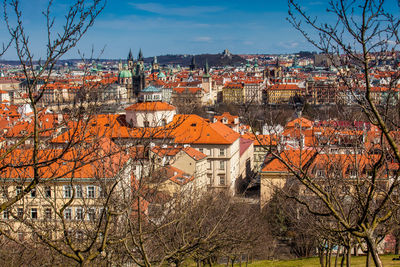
[{"x1": 0, "y1": 0, "x2": 399, "y2": 59}]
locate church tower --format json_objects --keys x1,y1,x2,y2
[
  {"x1": 132, "y1": 48, "x2": 146, "y2": 97},
  {"x1": 128, "y1": 49, "x2": 134, "y2": 69},
  {"x1": 151, "y1": 56, "x2": 159, "y2": 74},
  {"x1": 202, "y1": 59, "x2": 213, "y2": 103},
  {"x1": 189, "y1": 56, "x2": 196, "y2": 71}
]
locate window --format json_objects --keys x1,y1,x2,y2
[
  {"x1": 144, "y1": 121, "x2": 150, "y2": 127},
  {"x1": 75, "y1": 185, "x2": 83, "y2": 198},
  {"x1": 63, "y1": 185, "x2": 72, "y2": 198},
  {"x1": 16, "y1": 186, "x2": 22, "y2": 196},
  {"x1": 31, "y1": 208, "x2": 38, "y2": 220},
  {"x1": 64, "y1": 208, "x2": 72, "y2": 220},
  {"x1": 3, "y1": 210, "x2": 9, "y2": 220},
  {"x1": 88, "y1": 208, "x2": 96, "y2": 221},
  {"x1": 45, "y1": 186, "x2": 51, "y2": 198},
  {"x1": 75, "y1": 207, "x2": 83, "y2": 220},
  {"x1": 199, "y1": 148, "x2": 204, "y2": 153},
  {"x1": 44, "y1": 208, "x2": 52, "y2": 220},
  {"x1": 219, "y1": 175, "x2": 226, "y2": 185},
  {"x1": 17, "y1": 208, "x2": 23, "y2": 218},
  {"x1": 30, "y1": 188, "x2": 36, "y2": 198},
  {"x1": 87, "y1": 186, "x2": 95, "y2": 198},
  {"x1": 1, "y1": 186, "x2": 8, "y2": 198},
  {"x1": 219, "y1": 149, "x2": 225, "y2": 156},
  {"x1": 349, "y1": 170, "x2": 357, "y2": 177},
  {"x1": 219, "y1": 161, "x2": 225, "y2": 170}
]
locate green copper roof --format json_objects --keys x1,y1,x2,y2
[
  {"x1": 142, "y1": 85, "x2": 161, "y2": 92},
  {"x1": 119, "y1": 69, "x2": 132, "y2": 78},
  {"x1": 158, "y1": 71, "x2": 166, "y2": 78}
]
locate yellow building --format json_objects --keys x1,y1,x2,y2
[
  {"x1": 267, "y1": 83, "x2": 303, "y2": 104},
  {"x1": 222, "y1": 82, "x2": 244, "y2": 104}
]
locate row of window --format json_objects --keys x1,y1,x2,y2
[
  {"x1": 207, "y1": 174, "x2": 226, "y2": 186},
  {"x1": 63, "y1": 207, "x2": 97, "y2": 221},
  {"x1": 1, "y1": 185, "x2": 105, "y2": 199},
  {"x1": 198, "y1": 148, "x2": 226, "y2": 157},
  {"x1": 63, "y1": 185, "x2": 104, "y2": 199},
  {"x1": 2, "y1": 207, "x2": 98, "y2": 221},
  {"x1": 206, "y1": 160, "x2": 226, "y2": 170},
  {"x1": 1, "y1": 186, "x2": 52, "y2": 198}
]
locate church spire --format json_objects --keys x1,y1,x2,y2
[
  {"x1": 190, "y1": 55, "x2": 196, "y2": 71},
  {"x1": 128, "y1": 49, "x2": 133, "y2": 61},
  {"x1": 138, "y1": 49, "x2": 143, "y2": 61},
  {"x1": 203, "y1": 59, "x2": 210, "y2": 78}
]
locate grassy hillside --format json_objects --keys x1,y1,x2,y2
[{"x1": 212, "y1": 255, "x2": 400, "y2": 267}]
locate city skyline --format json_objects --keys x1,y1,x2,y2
[{"x1": 0, "y1": 0, "x2": 398, "y2": 60}]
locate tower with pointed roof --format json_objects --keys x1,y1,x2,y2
[
  {"x1": 130, "y1": 49, "x2": 146, "y2": 97},
  {"x1": 128, "y1": 49, "x2": 134, "y2": 69},
  {"x1": 202, "y1": 59, "x2": 213, "y2": 103},
  {"x1": 152, "y1": 56, "x2": 159, "y2": 74},
  {"x1": 189, "y1": 56, "x2": 196, "y2": 71}
]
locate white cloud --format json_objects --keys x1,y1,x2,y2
[
  {"x1": 130, "y1": 3, "x2": 225, "y2": 17},
  {"x1": 243, "y1": 41, "x2": 254, "y2": 45},
  {"x1": 194, "y1": 36, "x2": 212, "y2": 42},
  {"x1": 279, "y1": 41, "x2": 300, "y2": 49}
]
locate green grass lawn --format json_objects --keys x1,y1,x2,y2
[{"x1": 210, "y1": 255, "x2": 400, "y2": 267}]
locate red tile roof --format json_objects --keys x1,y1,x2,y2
[
  {"x1": 125, "y1": 102, "x2": 176, "y2": 111},
  {"x1": 182, "y1": 146, "x2": 207, "y2": 161}
]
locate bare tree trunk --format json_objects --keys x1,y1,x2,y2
[
  {"x1": 334, "y1": 246, "x2": 340, "y2": 267},
  {"x1": 354, "y1": 245, "x2": 359, "y2": 257},
  {"x1": 327, "y1": 246, "x2": 332, "y2": 267},
  {"x1": 366, "y1": 249, "x2": 371, "y2": 267},
  {"x1": 395, "y1": 236, "x2": 400, "y2": 255},
  {"x1": 366, "y1": 236, "x2": 383, "y2": 267},
  {"x1": 346, "y1": 246, "x2": 351, "y2": 267},
  {"x1": 319, "y1": 247, "x2": 326, "y2": 267},
  {"x1": 340, "y1": 248, "x2": 345, "y2": 267}
]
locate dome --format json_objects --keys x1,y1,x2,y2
[{"x1": 119, "y1": 69, "x2": 132, "y2": 79}]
